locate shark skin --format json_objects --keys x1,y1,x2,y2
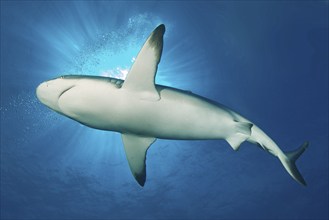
[{"x1": 36, "y1": 24, "x2": 308, "y2": 187}]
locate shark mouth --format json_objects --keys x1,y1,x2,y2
[{"x1": 58, "y1": 85, "x2": 76, "y2": 100}]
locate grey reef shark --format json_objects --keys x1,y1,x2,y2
[{"x1": 36, "y1": 24, "x2": 308, "y2": 187}]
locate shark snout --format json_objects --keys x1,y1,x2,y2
[
  {"x1": 36, "y1": 80, "x2": 59, "y2": 108},
  {"x1": 36, "y1": 82, "x2": 48, "y2": 104},
  {"x1": 36, "y1": 78, "x2": 78, "y2": 112}
]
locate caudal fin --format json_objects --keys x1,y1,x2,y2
[{"x1": 279, "y1": 141, "x2": 309, "y2": 186}]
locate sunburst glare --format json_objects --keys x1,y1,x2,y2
[{"x1": 10, "y1": 9, "x2": 209, "y2": 172}]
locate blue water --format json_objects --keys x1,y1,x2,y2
[{"x1": 1, "y1": 1, "x2": 328, "y2": 219}]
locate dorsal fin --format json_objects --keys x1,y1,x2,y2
[{"x1": 122, "y1": 24, "x2": 165, "y2": 101}]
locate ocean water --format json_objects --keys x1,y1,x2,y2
[{"x1": 1, "y1": 1, "x2": 328, "y2": 219}]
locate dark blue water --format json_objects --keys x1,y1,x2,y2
[{"x1": 1, "y1": 1, "x2": 328, "y2": 219}]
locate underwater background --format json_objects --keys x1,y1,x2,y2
[{"x1": 1, "y1": 1, "x2": 328, "y2": 219}]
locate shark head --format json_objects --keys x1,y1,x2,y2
[
  {"x1": 36, "y1": 75, "x2": 122, "y2": 129},
  {"x1": 36, "y1": 76, "x2": 78, "y2": 113}
]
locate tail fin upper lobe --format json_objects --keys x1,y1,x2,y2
[{"x1": 279, "y1": 141, "x2": 309, "y2": 186}]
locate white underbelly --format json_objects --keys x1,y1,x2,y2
[
  {"x1": 59, "y1": 86, "x2": 235, "y2": 140},
  {"x1": 112, "y1": 88, "x2": 234, "y2": 139}
]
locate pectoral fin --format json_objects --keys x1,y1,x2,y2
[
  {"x1": 122, "y1": 24, "x2": 165, "y2": 101},
  {"x1": 121, "y1": 134, "x2": 156, "y2": 186}
]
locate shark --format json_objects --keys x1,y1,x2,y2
[{"x1": 36, "y1": 24, "x2": 308, "y2": 187}]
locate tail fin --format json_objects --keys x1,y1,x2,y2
[{"x1": 279, "y1": 141, "x2": 309, "y2": 186}]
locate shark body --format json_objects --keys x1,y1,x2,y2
[{"x1": 36, "y1": 24, "x2": 308, "y2": 186}]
